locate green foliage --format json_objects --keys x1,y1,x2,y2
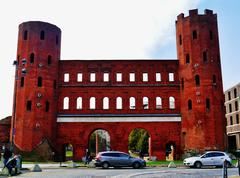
[{"x1": 128, "y1": 129, "x2": 149, "y2": 154}]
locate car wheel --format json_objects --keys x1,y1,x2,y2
[
  {"x1": 194, "y1": 161, "x2": 202, "y2": 168},
  {"x1": 102, "y1": 162, "x2": 110, "y2": 169},
  {"x1": 133, "y1": 162, "x2": 141, "y2": 169}
]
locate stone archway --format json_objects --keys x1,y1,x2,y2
[
  {"x1": 88, "y1": 129, "x2": 110, "y2": 158},
  {"x1": 128, "y1": 128, "x2": 150, "y2": 159}
]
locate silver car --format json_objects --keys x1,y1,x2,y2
[
  {"x1": 95, "y1": 151, "x2": 146, "y2": 169},
  {"x1": 183, "y1": 151, "x2": 232, "y2": 168}
]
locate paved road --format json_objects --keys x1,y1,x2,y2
[{"x1": 7, "y1": 166, "x2": 240, "y2": 178}]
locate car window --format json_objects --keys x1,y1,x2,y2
[
  {"x1": 203, "y1": 153, "x2": 215, "y2": 158},
  {"x1": 118, "y1": 153, "x2": 129, "y2": 158},
  {"x1": 102, "y1": 153, "x2": 119, "y2": 157},
  {"x1": 213, "y1": 152, "x2": 224, "y2": 157}
]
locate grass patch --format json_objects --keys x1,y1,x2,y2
[{"x1": 146, "y1": 160, "x2": 183, "y2": 166}]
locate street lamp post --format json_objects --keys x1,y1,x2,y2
[{"x1": 10, "y1": 60, "x2": 18, "y2": 152}]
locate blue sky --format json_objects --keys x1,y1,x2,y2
[{"x1": 0, "y1": 0, "x2": 239, "y2": 119}]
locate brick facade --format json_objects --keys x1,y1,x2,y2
[{"x1": 11, "y1": 9, "x2": 226, "y2": 160}]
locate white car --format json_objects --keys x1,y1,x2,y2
[{"x1": 183, "y1": 151, "x2": 232, "y2": 168}]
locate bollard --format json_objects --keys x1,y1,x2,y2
[
  {"x1": 222, "y1": 159, "x2": 228, "y2": 178},
  {"x1": 238, "y1": 158, "x2": 240, "y2": 176}
]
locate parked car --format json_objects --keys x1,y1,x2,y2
[
  {"x1": 183, "y1": 151, "x2": 232, "y2": 168},
  {"x1": 95, "y1": 151, "x2": 146, "y2": 169}
]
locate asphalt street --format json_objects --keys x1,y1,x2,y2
[{"x1": 5, "y1": 165, "x2": 240, "y2": 178}]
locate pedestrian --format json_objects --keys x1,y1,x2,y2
[
  {"x1": 3, "y1": 147, "x2": 13, "y2": 175},
  {"x1": 85, "y1": 149, "x2": 90, "y2": 164}
]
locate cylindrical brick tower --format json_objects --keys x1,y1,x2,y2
[
  {"x1": 12, "y1": 21, "x2": 61, "y2": 151},
  {"x1": 176, "y1": 9, "x2": 226, "y2": 152}
]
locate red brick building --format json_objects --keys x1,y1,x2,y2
[{"x1": 11, "y1": 9, "x2": 226, "y2": 160}]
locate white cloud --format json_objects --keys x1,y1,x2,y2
[{"x1": 0, "y1": 0, "x2": 200, "y2": 118}]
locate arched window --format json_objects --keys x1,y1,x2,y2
[
  {"x1": 46, "y1": 101, "x2": 50, "y2": 112},
  {"x1": 195, "y1": 75, "x2": 200, "y2": 86},
  {"x1": 48, "y1": 55, "x2": 52, "y2": 65},
  {"x1": 30, "y1": 53, "x2": 34, "y2": 64},
  {"x1": 186, "y1": 53, "x2": 190, "y2": 64},
  {"x1": 38, "y1": 77, "x2": 42, "y2": 87},
  {"x1": 169, "y1": 96, "x2": 175, "y2": 109},
  {"x1": 206, "y1": 98, "x2": 210, "y2": 111},
  {"x1": 116, "y1": 97, "x2": 122, "y2": 109},
  {"x1": 203, "y1": 51, "x2": 208, "y2": 62},
  {"x1": 90, "y1": 97, "x2": 96, "y2": 109},
  {"x1": 234, "y1": 88, "x2": 237, "y2": 98},
  {"x1": 26, "y1": 100, "x2": 32, "y2": 111},
  {"x1": 63, "y1": 97, "x2": 69, "y2": 110},
  {"x1": 156, "y1": 97, "x2": 162, "y2": 109},
  {"x1": 103, "y1": 97, "x2": 109, "y2": 110},
  {"x1": 212, "y1": 75, "x2": 216, "y2": 85},
  {"x1": 188, "y1": 100, "x2": 192, "y2": 110},
  {"x1": 143, "y1": 97, "x2": 149, "y2": 109},
  {"x1": 21, "y1": 77, "x2": 24, "y2": 87},
  {"x1": 129, "y1": 97, "x2": 136, "y2": 109},
  {"x1": 179, "y1": 34, "x2": 182, "y2": 45},
  {"x1": 192, "y1": 30, "x2": 197, "y2": 39},
  {"x1": 40, "y1": 30, "x2": 45, "y2": 40},
  {"x1": 23, "y1": 30, "x2": 28, "y2": 40},
  {"x1": 76, "y1": 97, "x2": 82, "y2": 110}
]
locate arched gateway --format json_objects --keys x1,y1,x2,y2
[{"x1": 12, "y1": 9, "x2": 226, "y2": 161}]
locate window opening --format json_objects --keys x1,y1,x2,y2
[
  {"x1": 156, "y1": 73, "x2": 161, "y2": 82},
  {"x1": 129, "y1": 97, "x2": 136, "y2": 109},
  {"x1": 21, "y1": 77, "x2": 24, "y2": 87},
  {"x1": 169, "y1": 73, "x2": 174, "y2": 82},
  {"x1": 103, "y1": 73, "x2": 109, "y2": 82},
  {"x1": 192, "y1": 30, "x2": 197, "y2": 39},
  {"x1": 48, "y1": 55, "x2": 52, "y2": 65},
  {"x1": 38, "y1": 77, "x2": 42, "y2": 87},
  {"x1": 77, "y1": 73, "x2": 83, "y2": 82},
  {"x1": 206, "y1": 98, "x2": 210, "y2": 110},
  {"x1": 186, "y1": 53, "x2": 190, "y2": 64},
  {"x1": 90, "y1": 73, "x2": 96, "y2": 82},
  {"x1": 143, "y1": 97, "x2": 149, "y2": 109},
  {"x1": 116, "y1": 73, "x2": 122, "y2": 82},
  {"x1": 116, "y1": 97, "x2": 122, "y2": 109},
  {"x1": 103, "y1": 97, "x2": 109, "y2": 109},
  {"x1": 90, "y1": 97, "x2": 96, "y2": 109},
  {"x1": 195, "y1": 75, "x2": 200, "y2": 86},
  {"x1": 46, "y1": 101, "x2": 50, "y2": 112},
  {"x1": 27, "y1": 100, "x2": 32, "y2": 111},
  {"x1": 169, "y1": 97, "x2": 175, "y2": 109},
  {"x1": 129, "y1": 73, "x2": 135, "y2": 82},
  {"x1": 63, "y1": 97, "x2": 69, "y2": 110},
  {"x1": 188, "y1": 100, "x2": 192, "y2": 110},
  {"x1": 143, "y1": 73, "x2": 148, "y2": 82},
  {"x1": 77, "y1": 97, "x2": 82, "y2": 110},
  {"x1": 156, "y1": 97, "x2": 162, "y2": 109},
  {"x1": 64, "y1": 73, "x2": 69, "y2": 82},
  {"x1": 30, "y1": 53, "x2": 34, "y2": 64}
]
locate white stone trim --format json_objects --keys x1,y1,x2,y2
[{"x1": 57, "y1": 116, "x2": 181, "y2": 123}]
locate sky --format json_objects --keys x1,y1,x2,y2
[{"x1": 0, "y1": 0, "x2": 239, "y2": 119}]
